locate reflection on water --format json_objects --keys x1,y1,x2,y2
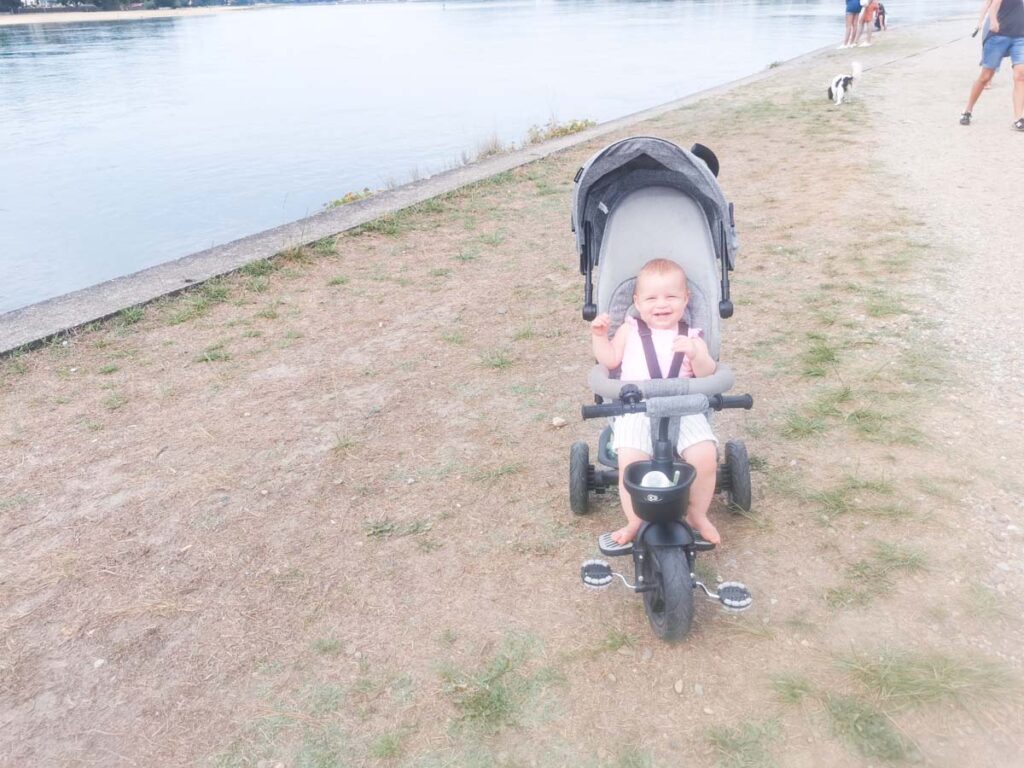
[{"x1": 0, "y1": 0, "x2": 973, "y2": 312}]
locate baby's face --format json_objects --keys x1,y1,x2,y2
[{"x1": 634, "y1": 271, "x2": 688, "y2": 330}]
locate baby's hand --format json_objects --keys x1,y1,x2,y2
[
  {"x1": 673, "y1": 335, "x2": 708, "y2": 359},
  {"x1": 591, "y1": 313, "x2": 611, "y2": 337},
  {"x1": 672, "y1": 334, "x2": 697, "y2": 356}
]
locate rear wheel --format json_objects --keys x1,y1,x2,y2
[
  {"x1": 725, "y1": 440, "x2": 752, "y2": 513},
  {"x1": 570, "y1": 442, "x2": 590, "y2": 515},
  {"x1": 643, "y1": 547, "x2": 694, "y2": 642}
]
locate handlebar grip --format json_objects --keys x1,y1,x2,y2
[
  {"x1": 581, "y1": 402, "x2": 647, "y2": 420},
  {"x1": 708, "y1": 394, "x2": 754, "y2": 410}
]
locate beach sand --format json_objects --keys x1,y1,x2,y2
[{"x1": 2, "y1": 18, "x2": 1022, "y2": 768}]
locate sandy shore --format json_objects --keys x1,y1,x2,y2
[
  {"x1": 0, "y1": 5, "x2": 254, "y2": 26},
  {"x1": 2, "y1": 18, "x2": 1022, "y2": 768}
]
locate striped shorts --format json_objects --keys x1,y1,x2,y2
[{"x1": 611, "y1": 413, "x2": 718, "y2": 457}]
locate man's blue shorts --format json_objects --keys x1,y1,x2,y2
[
  {"x1": 845, "y1": 0, "x2": 861, "y2": 14},
  {"x1": 981, "y1": 34, "x2": 1024, "y2": 69}
]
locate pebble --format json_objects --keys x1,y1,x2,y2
[
  {"x1": 552, "y1": 417, "x2": 567, "y2": 428},
  {"x1": 674, "y1": 679, "x2": 684, "y2": 694},
  {"x1": 694, "y1": 683, "x2": 704, "y2": 695},
  {"x1": 93, "y1": 659, "x2": 105, "y2": 669},
  {"x1": 703, "y1": 706, "x2": 714, "y2": 715},
  {"x1": 607, "y1": 673, "x2": 617, "y2": 683}
]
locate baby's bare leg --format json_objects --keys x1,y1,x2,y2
[
  {"x1": 682, "y1": 440, "x2": 720, "y2": 544},
  {"x1": 611, "y1": 447, "x2": 650, "y2": 545}
]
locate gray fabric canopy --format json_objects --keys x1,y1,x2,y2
[{"x1": 571, "y1": 136, "x2": 738, "y2": 273}]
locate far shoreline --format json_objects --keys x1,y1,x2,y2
[{"x1": 0, "y1": 5, "x2": 263, "y2": 26}]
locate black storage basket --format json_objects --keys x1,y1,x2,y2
[{"x1": 623, "y1": 461, "x2": 695, "y2": 524}]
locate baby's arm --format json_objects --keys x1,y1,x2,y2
[{"x1": 591, "y1": 314, "x2": 628, "y2": 370}]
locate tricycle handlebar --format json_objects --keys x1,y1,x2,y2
[{"x1": 581, "y1": 393, "x2": 753, "y2": 420}]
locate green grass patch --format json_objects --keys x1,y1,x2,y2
[
  {"x1": 350, "y1": 212, "x2": 406, "y2": 237},
  {"x1": 600, "y1": 629, "x2": 635, "y2": 653},
  {"x1": 369, "y1": 731, "x2": 403, "y2": 759},
  {"x1": 781, "y1": 412, "x2": 826, "y2": 439},
  {"x1": 440, "y1": 634, "x2": 561, "y2": 734},
  {"x1": 838, "y1": 649, "x2": 1017, "y2": 709},
  {"x1": 327, "y1": 275, "x2": 349, "y2": 286},
  {"x1": 168, "y1": 280, "x2": 230, "y2": 325},
  {"x1": 770, "y1": 674, "x2": 813, "y2": 704},
  {"x1": 963, "y1": 583, "x2": 1007, "y2": 619},
  {"x1": 103, "y1": 392, "x2": 127, "y2": 411},
  {"x1": 295, "y1": 726, "x2": 347, "y2": 768},
  {"x1": 98, "y1": 364, "x2": 119, "y2": 375},
  {"x1": 525, "y1": 117, "x2": 595, "y2": 144},
  {"x1": 241, "y1": 259, "x2": 278, "y2": 278},
  {"x1": 827, "y1": 542, "x2": 926, "y2": 609},
  {"x1": 472, "y1": 463, "x2": 523, "y2": 483},
  {"x1": 195, "y1": 343, "x2": 231, "y2": 363},
  {"x1": 441, "y1": 331, "x2": 466, "y2": 345},
  {"x1": 800, "y1": 337, "x2": 839, "y2": 377},
  {"x1": 865, "y1": 290, "x2": 906, "y2": 318},
  {"x1": 311, "y1": 637, "x2": 342, "y2": 656},
  {"x1": 480, "y1": 350, "x2": 514, "y2": 369},
  {"x1": 480, "y1": 230, "x2": 506, "y2": 247},
  {"x1": 304, "y1": 683, "x2": 346, "y2": 716},
  {"x1": 312, "y1": 236, "x2": 337, "y2": 255},
  {"x1": 824, "y1": 694, "x2": 911, "y2": 761},
  {"x1": 605, "y1": 747, "x2": 654, "y2": 768},
  {"x1": 707, "y1": 719, "x2": 780, "y2": 768},
  {"x1": 364, "y1": 517, "x2": 433, "y2": 540},
  {"x1": 116, "y1": 306, "x2": 145, "y2": 327}
]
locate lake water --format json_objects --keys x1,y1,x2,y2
[{"x1": 0, "y1": 0, "x2": 974, "y2": 313}]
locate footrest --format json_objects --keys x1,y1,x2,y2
[
  {"x1": 717, "y1": 581, "x2": 753, "y2": 611},
  {"x1": 691, "y1": 532, "x2": 716, "y2": 552},
  {"x1": 598, "y1": 532, "x2": 633, "y2": 557},
  {"x1": 581, "y1": 559, "x2": 613, "y2": 589}
]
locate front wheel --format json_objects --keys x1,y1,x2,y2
[
  {"x1": 569, "y1": 441, "x2": 590, "y2": 515},
  {"x1": 642, "y1": 547, "x2": 694, "y2": 642}
]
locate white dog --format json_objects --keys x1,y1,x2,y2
[{"x1": 828, "y1": 62, "x2": 863, "y2": 105}]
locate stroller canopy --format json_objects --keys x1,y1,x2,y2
[{"x1": 571, "y1": 136, "x2": 738, "y2": 273}]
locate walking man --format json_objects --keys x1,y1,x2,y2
[{"x1": 961, "y1": 0, "x2": 1024, "y2": 129}]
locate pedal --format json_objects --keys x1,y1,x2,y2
[
  {"x1": 717, "y1": 581, "x2": 753, "y2": 611},
  {"x1": 581, "y1": 559, "x2": 613, "y2": 589},
  {"x1": 597, "y1": 532, "x2": 633, "y2": 557}
]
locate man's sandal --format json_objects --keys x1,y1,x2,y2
[
  {"x1": 960, "y1": 112, "x2": 972, "y2": 126},
  {"x1": 1014, "y1": 118, "x2": 1024, "y2": 132}
]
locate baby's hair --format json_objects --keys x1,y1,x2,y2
[{"x1": 635, "y1": 258, "x2": 688, "y2": 294}]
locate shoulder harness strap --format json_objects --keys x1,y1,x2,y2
[{"x1": 635, "y1": 318, "x2": 689, "y2": 380}]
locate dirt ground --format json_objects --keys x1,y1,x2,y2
[{"x1": 2, "y1": 19, "x2": 1023, "y2": 768}]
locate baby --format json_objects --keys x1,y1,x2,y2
[{"x1": 590, "y1": 258, "x2": 720, "y2": 546}]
